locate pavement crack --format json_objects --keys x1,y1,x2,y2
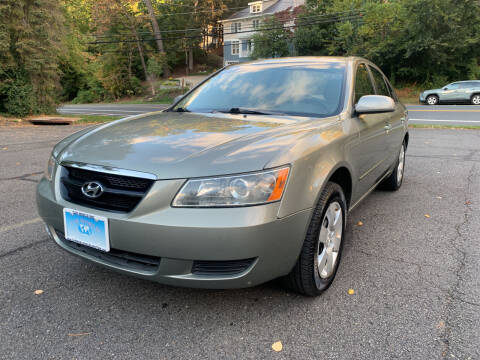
[
  {"x1": 0, "y1": 239, "x2": 49, "y2": 259},
  {"x1": 0, "y1": 171, "x2": 43, "y2": 182},
  {"x1": 440, "y1": 163, "x2": 476, "y2": 358}
]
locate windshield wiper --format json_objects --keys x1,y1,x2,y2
[
  {"x1": 215, "y1": 107, "x2": 273, "y2": 115},
  {"x1": 173, "y1": 107, "x2": 190, "y2": 112}
]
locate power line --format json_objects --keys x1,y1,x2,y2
[
  {"x1": 91, "y1": 9, "x2": 362, "y2": 38},
  {"x1": 89, "y1": 14, "x2": 363, "y2": 45},
  {"x1": 95, "y1": 18, "x2": 363, "y2": 55}
]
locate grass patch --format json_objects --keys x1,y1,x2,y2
[
  {"x1": 395, "y1": 86, "x2": 421, "y2": 105},
  {"x1": 60, "y1": 114, "x2": 122, "y2": 124},
  {"x1": 398, "y1": 96, "x2": 420, "y2": 105},
  {"x1": 409, "y1": 124, "x2": 480, "y2": 130}
]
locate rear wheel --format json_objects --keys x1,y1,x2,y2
[
  {"x1": 379, "y1": 142, "x2": 406, "y2": 191},
  {"x1": 283, "y1": 182, "x2": 346, "y2": 296},
  {"x1": 426, "y1": 95, "x2": 439, "y2": 105},
  {"x1": 471, "y1": 94, "x2": 480, "y2": 105}
]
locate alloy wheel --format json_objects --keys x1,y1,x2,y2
[
  {"x1": 427, "y1": 96, "x2": 438, "y2": 105},
  {"x1": 316, "y1": 201, "x2": 343, "y2": 279},
  {"x1": 472, "y1": 95, "x2": 480, "y2": 105}
]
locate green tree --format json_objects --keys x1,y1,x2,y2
[
  {"x1": 0, "y1": 0, "x2": 66, "y2": 115},
  {"x1": 251, "y1": 17, "x2": 290, "y2": 59}
]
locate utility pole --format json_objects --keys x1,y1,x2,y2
[{"x1": 143, "y1": 0, "x2": 170, "y2": 77}]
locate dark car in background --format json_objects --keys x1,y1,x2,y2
[{"x1": 420, "y1": 80, "x2": 480, "y2": 105}]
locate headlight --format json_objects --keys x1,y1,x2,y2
[
  {"x1": 172, "y1": 167, "x2": 290, "y2": 207},
  {"x1": 45, "y1": 155, "x2": 56, "y2": 181}
]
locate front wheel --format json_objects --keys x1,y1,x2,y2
[
  {"x1": 471, "y1": 94, "x2": 480, "y2": 105},
  {"x1": 426, "y1": 95, "x2": 439, "y2": 105},
  {"x1": 283, "y1": 182, "x2": 346, "y2": 296}
]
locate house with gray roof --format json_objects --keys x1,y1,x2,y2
[{"x1": 219, "y1": 0, "x2": 305, "y2": 66}]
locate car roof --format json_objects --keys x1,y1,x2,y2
[
  {"x1": 451, "y1": 80, "x2": 480, "y2": 84},
  {"x1": 232, "y1": 56, "x2": 367, "y2": 67}
]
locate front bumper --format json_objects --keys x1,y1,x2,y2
[{"x1": 37, "y1": 176, "x2": 311, "y2": 289}]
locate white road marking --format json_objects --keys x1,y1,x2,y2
[
  {"x1": 59, "y1": 112, "x2": 129, "y2": 116},
  {"x1": 409, "y1": 118, "x2": 480, "y2": 123},
  {"x1": 0, "y1": 218, "x2": 42, "y2": 234},
  {"x1": 59, "y1": 109, "x2": 144, "y2": 113}
]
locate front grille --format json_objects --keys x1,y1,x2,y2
[
  {"x1": 192, "y1": 258, "x2": 256, "y2": 276},
  {"x1": 56, "y1": 231, "x2": 160, "y2": 272},
  {"x1": 60, "y1": 166, "x2": 154, "y2": 213}
]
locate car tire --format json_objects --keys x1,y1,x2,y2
[
  {"x1": 379, "y1": 141, "x2": 406, "y2": 191},
  {"x1": 471, "y1": 94, "x2": 480, "y2": 105},
  {"x1": 426, "y1": 95, "x2": 439, "y2": 105},
  {"x1": 283, "y1": 182, "x2": 346, "y2": 296}
]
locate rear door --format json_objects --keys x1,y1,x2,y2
[
  {"x1": 457, "y1": 82, "x2": 475, "y2": 102},
  {"x1": 369, "y1": 65, "x2": 405, "y2": 168},
  {"x1": 351, "y1": 63, "x2": 389, "y2": 195}
]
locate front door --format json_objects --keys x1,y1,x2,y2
[
  {"x1": 439, "y1": 83, "x2": 461, "y2": 102},
  {"x1": 350, "y1": 63, "x2": 389, "y2": 197},
  {"x1": 369, "y1": 65, "x2": 405, "y2": 168}
]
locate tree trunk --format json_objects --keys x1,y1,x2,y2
[
  {"x1": 188, "y1": 48, "x2": 194, "y2": 72},
  {"x1": 125, "y1": 13, "x2": 155, "y2": 96},
  {"x1": 135, "y1": 35, "x2": 156, "y2": 96},
  {"x1": 143, "y1": 0, "x2": 170, "y2": 77}
]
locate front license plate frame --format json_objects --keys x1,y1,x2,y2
[{"x1": 63, "y1": 208, "x2": 110, "y2": 252}]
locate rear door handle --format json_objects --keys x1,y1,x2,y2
[{"x1": 384, "y1": 124, "x2": 392, "y2": 131}]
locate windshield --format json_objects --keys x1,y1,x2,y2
[{"x1": 173, "y1": 62, "x2": 346, "y2": 118}]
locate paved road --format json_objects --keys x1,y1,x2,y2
[
  {"x1": 58, "y1": 104, "x2": 480, "y2": 126},
  {"x1": 1, "y1": 125, "x2": 479, "y2": 359},
  {"x1": 58, "y1": 104, "x2": 169, "y2": 116},
  {"x1": 408, "y1": 105, "x2": 480, "y2": 126}
]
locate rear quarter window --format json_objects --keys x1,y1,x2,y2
[{"x1": 369, "y1": 66, "x2": 390, "y2": 97}]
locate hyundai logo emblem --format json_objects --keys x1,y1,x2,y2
[{"x1": 81, "y1": 181, "x2": 104, "y2": 199}]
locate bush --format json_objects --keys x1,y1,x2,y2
[
  {"x1": 147, "y1": 54, "x2": 167, "y2": 78},
  {"x1": 205, "y1": 53, "x2": 223, "y2": 68},
  {"x1": 2, "y1": 80, "x2": 37, "y2": 117},
  {"x1": 151, "y1": 87, "x2": 190, "y2": 103},
  {"x1": 72, "y1": 73, "x2": 107, "y2": 104}
]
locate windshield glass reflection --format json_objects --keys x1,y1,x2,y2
[{"x1": 174, "y1": 61, "x2": 346, "y2": 118}]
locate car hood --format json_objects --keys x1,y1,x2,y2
[{"x1": 57, "y1": 112, "x2": 324, "y2": 179}]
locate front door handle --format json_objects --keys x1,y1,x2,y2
[{"x1": 384, "y1": 123, "x2": 392, "y2": 132}]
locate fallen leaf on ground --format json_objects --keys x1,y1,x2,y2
[
  {"x1": 34, "y1": 289, "x2": 43, "y2": 295},
  {"x1": 271, "y1": 341, "x2": 283, "y2": 352},
  {"x1": 356, "y1": 221, "x2": 363, "y2": 226},
  {"x1": 436, "y1": 196, "x2": 443, "y2": 199},
  {"x1": 424, "y1": 214, "x2": 431, "y2": 218},
  {"x1": 68, "y1": 333, "x2": 90, "y2": 337},
  {"x1": 348, "y1": 289, "x2": 355, "y2": 295},
  {"x1": 2, "y1": 147, "x2": 7, "y2": 150},
  {"x1": 465, "y1": 200, "x2": 471, "y2": 205}
]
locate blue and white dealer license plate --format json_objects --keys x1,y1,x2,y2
[{"x1": 63, "y1": 208, "x2": 110, "y2": 252}]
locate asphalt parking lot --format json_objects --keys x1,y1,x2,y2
[{"x1": 1, "y1": 124, "x2": 479, "y2": 359}]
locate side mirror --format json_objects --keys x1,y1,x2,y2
[
  {"x1": 443, "y1": 87, "x2": 448, "y2": 90},
  {"x1": 173, "y1": 95, "x2": 184, "y2": 104},
  {"x1": 355, "y1": 95, "x2": 395, "y2": 114}
]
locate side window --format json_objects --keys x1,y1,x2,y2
[
  {"x1": 355, "y1": 64, "x2": 375, "y2": 103},
  {"x1": 369, "y1": 66, "x2": 390, "y2": 97}
]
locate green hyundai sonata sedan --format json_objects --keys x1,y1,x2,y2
[{"x1": 37, "y1": 57, "x2": 409, "y2": 296}]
